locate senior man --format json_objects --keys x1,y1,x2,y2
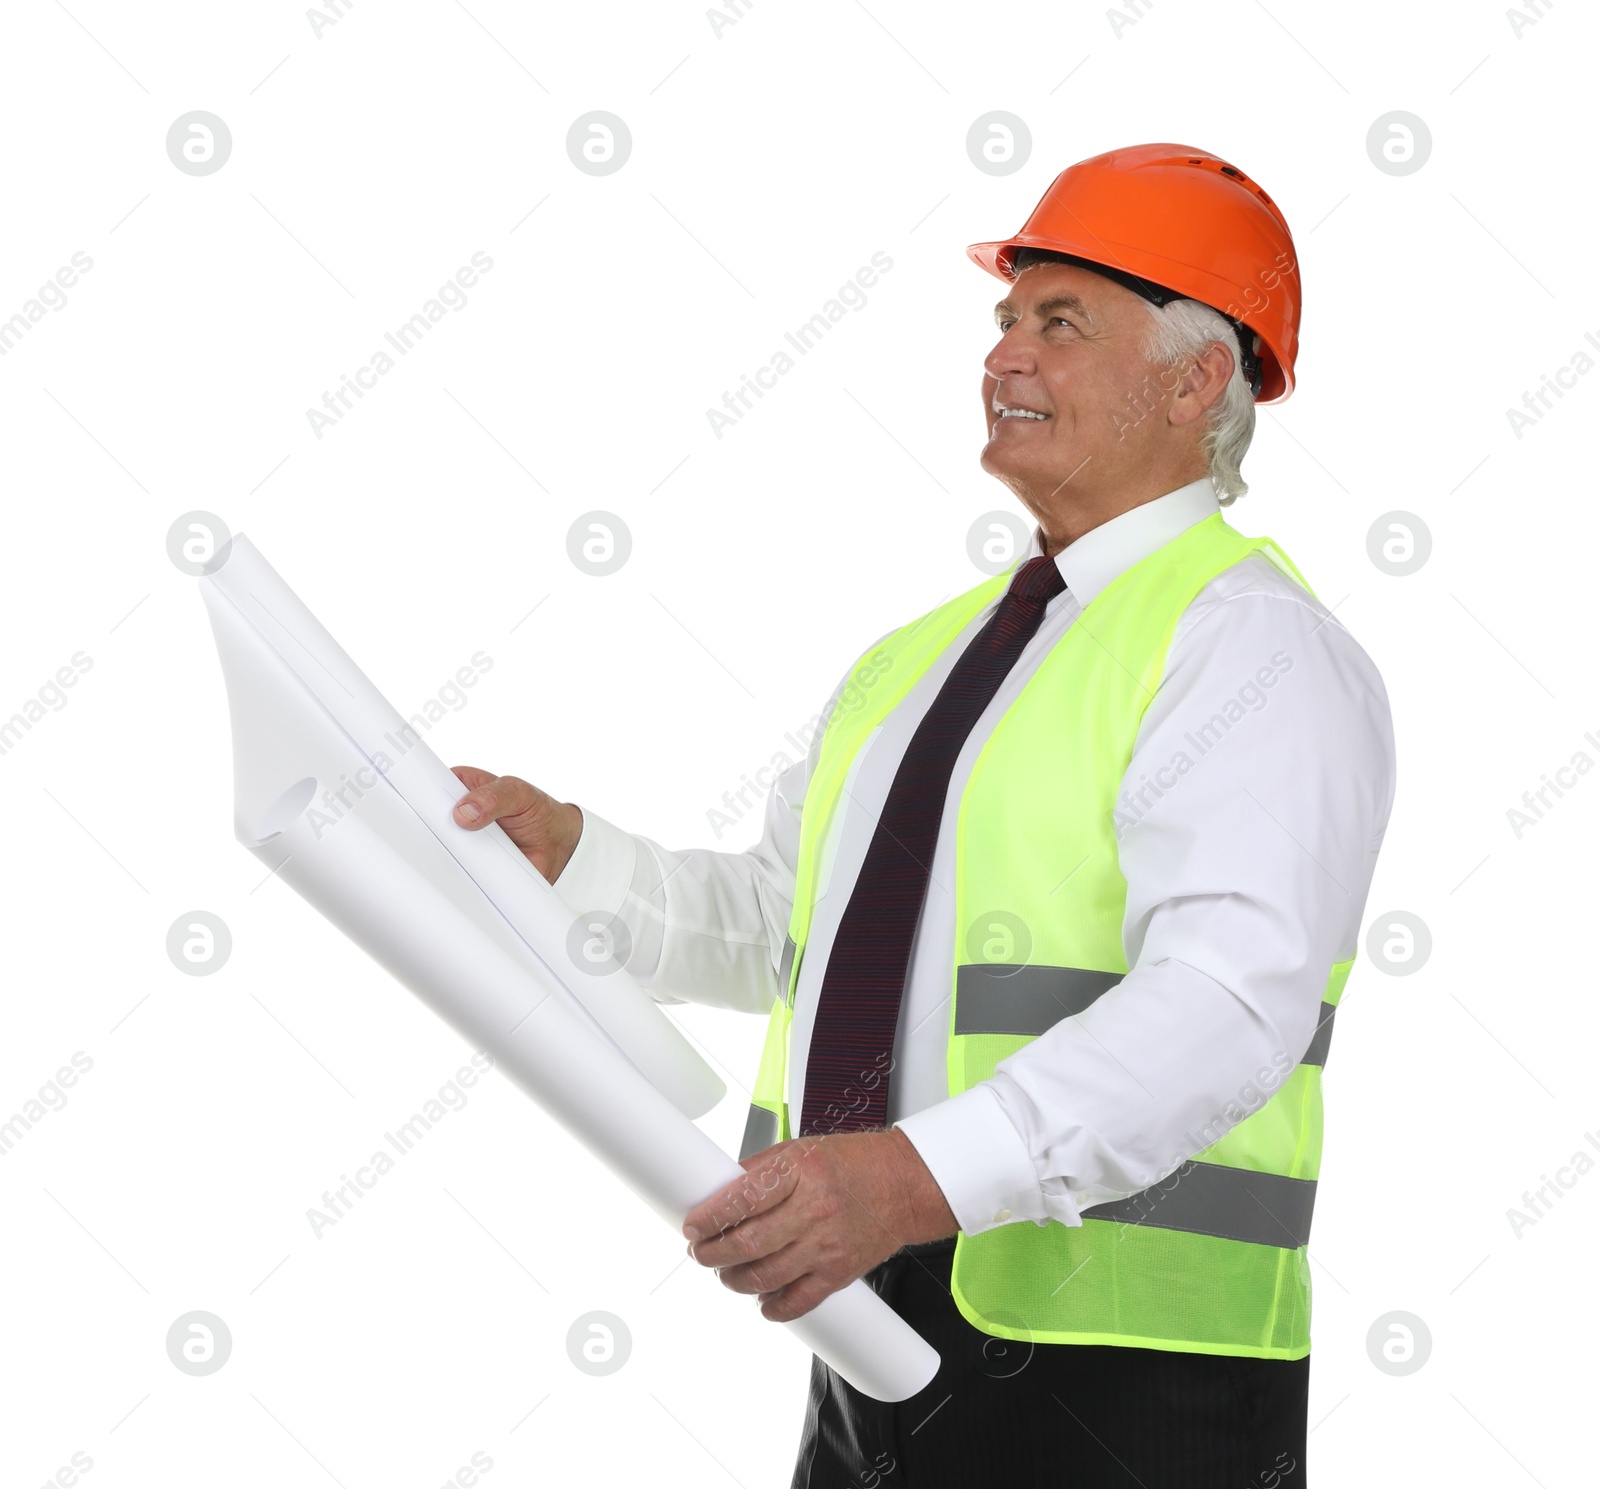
[{"x1": 452, "y1": 144, "x2": 1396, "y2": 1487}]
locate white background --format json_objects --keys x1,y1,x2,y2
[{"x1": 1, "y1": 1, "x2": 1595, "y2": 1485}]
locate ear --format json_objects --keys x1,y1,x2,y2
[{"x1": 1166, "y1": 341, "x2": 1237, "y2": 429}]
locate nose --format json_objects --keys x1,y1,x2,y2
[{"x1": 983, "y1": 328, "x2": 1034, "y2": 384}]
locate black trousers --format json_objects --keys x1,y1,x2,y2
[{"x1": 791, "y1": 1237, "x2": 1309, "y2": 1489}]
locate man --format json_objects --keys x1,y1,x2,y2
[{"x1": 451, "y1": 144, "x2": 1395, "y2": 1487}]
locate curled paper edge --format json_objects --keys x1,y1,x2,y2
[{"x1": 201, "y1": 532, "x2": 724, "y2": 1119}]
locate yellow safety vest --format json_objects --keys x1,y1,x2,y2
[{"x1": 741, "y1": 511, "x2": 1352, "y2": 1359}]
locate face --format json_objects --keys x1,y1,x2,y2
[{"x1": 979, "y1": 261, "x2": 1185, "y2": 517}]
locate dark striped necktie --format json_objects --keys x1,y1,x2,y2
[{"x1": 797, "y1": 553, "x2": 1068, "y2": 1139}]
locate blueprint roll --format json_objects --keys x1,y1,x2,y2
[
  {"x1": 200, "y1": 534, "x2": 723, "y2": 1120},
  {"x1": 245, "y1": 778, "x2": 941, "y2": 1403},
  {"x1": 199, "y1": 534, "x2": 939, "y2": 1401}
]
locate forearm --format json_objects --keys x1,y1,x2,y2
[
  {"x1": 898, "y1": 914, "x2": 1342, "y2": 1238},
  {"x1": 552, "y1": 803, "x2": 791, "y2": 1016},
  {"x1": 900, "y1": 583, "x2": 1395, "y2": 1238}
]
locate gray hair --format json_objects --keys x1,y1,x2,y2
[
  {"x1": 1010, "y1": 249, "x2": 1257, "y2": 503},
  {"x1": 1138, "y1": 297, "x2": 1256, "y2": 504}
]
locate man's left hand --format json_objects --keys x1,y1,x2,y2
[{"x1": 681, "y1": 1128, "x2": 959, "y2": 1323}]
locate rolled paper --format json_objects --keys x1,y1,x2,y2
[
  {"x1": 200, "y1": 538, "x2": 941, "y2": 1403},
  {"x1": 201, "y1": 534, "x2": 723, "y2": 1120},
  {"x1": 252, "y1": 788, "x2": 939, "y2": 1401}
]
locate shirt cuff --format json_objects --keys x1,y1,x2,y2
[
  {"x1": 894, "y1": 1083, "x2": 1077, "y2": 1236},
  {"x1": 549, "y1": 805, "x2": 637, "y2": 919}
]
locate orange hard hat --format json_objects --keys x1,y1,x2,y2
[{"x1": 968, "y1": 143, "x2": 1301, "y2": 402}]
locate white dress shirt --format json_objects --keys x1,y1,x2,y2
[{"x1": 552, "y1": 477, "x2": 1397, "y2": 1238}]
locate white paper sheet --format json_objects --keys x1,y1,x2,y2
[
  {"x1": 200, "y1": 535, "x2": 941, "y2": 1403},
  {"x1": 203, "y1": 534, "x2": 721, "y2": 1119}
]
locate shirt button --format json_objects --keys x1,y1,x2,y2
[{"x1": 993, "y1": 1208, "x2": 1012, "y2": 1223}]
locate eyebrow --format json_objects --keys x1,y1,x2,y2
[{"x1": 993, "y1": 292, "x2": 1095, "y2": 327}]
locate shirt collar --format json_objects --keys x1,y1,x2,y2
[{"x1": 1023, "y1": 476, "x2": 1220, "y2": 606}]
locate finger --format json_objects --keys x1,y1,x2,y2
[
  {"x1": 452, "y1": 772, "x2": 535, "y2": 829},
  {"x1": 758, "y1": 1273, "x2": 835, "y2": 1324},
  {"x1": 450, "y1": 765, "x2": 496, "y2": 793},
  {"x1": 711, "y1": 1240, "x2": 807, "y2": 1297},
  {"x1": 683, "y1": 1144, "x2": 802, "y2": 1240},
  {"x1": 684, "y1": 1148, "x2": 801, "y2": 1239},
  {"x1": 450, "y1": 765, "x2": 500, "y2": 826},
  {"x1": 689, "y1": 1209, "x2": 789, "y2": 1270}
]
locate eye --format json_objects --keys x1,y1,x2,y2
[{"x1": 994, "y1": 314, "x2": 1078, "y2": 333}]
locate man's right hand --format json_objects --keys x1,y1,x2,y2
[{"x1": 449, "y1": 765, "x2": 584, "y2": 885}]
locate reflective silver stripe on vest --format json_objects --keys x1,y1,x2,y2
[
  {"x1": 1079, "y1": 1161, "x2": 1317, "y2": 1249},
  {"x1": 739, "y1": 1104, "x2": 779, "y2": 1162},
  {"x1": 777, "y1": 934, "x2": 797, "y2": 1004},
  {"x1": 957, "y1": 966, "x2": 1340, "y2": 1072},
  {"x1": 740, "y1": 938, "x2": 798, "y2": 1161},
  {"x1": 1301, "y1": 1001, "x2": 1337, "y2": 1068},
  {"x1": 953, "y1": 964, "x2": 1124, "y2": 1035}
]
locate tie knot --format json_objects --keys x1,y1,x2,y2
[{"x1": 1007, "y1": 554, "x2": 1066, "y2": 606}]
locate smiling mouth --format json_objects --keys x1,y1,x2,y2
[{"x1": 992, "y1": 398, "x2": 1051, "y2": 423}]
